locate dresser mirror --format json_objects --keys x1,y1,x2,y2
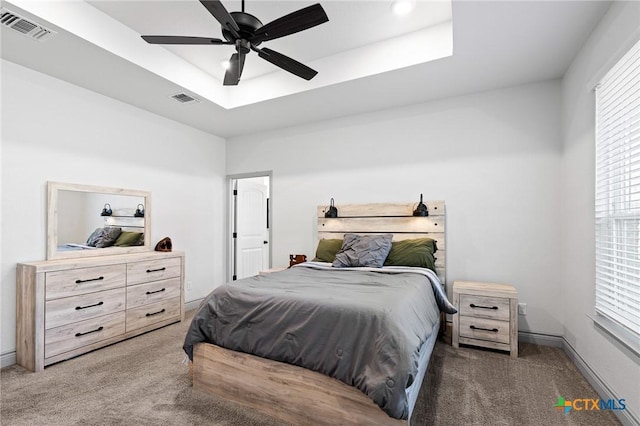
[{"x1": 47, "y1": 181, "x2": 152, "y2": 260}]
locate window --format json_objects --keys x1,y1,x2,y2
[{"x1": 595, "y1": 39, "x2": 640, "y2": 345}]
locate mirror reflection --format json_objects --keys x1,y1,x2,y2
[
  {"x1": 48, "y1": 182, "x2": 151, "y2": 260},
  {"x1": 57, "y1": 191, "x2": 145, "y2": 251}
]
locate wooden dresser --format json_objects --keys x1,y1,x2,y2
[
  {"x1": 452, "y1": 281, "x2": 518, "y2": 358},
  {"x1": 16, "y1": 251, "x2": 184, "y2": 372}
]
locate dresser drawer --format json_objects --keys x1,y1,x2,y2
[
  {"x1": 126, "y1": 297, "x2": 181, "y2": 332},
  {"x1": 127, "y1": 257, "x2": 181, "y2": 285},
  {"x1": 45, "y1": 287, "x2": 126, "y2": 330},
  {"x1": 46, "y1": 265, "x2": 126, "y2": 300},
  {"x1": 45, "y1": 311, "x2": 126, "y2": 358},
  {"x1": 459, "y1": 294, "x2": 510, "y2": 321},
  {"x1": 459, "y1": 316, "x2": 510, "y2": 344},
  {"x1": 127, "y1": 278, "x2": 181, "y2": 309}
]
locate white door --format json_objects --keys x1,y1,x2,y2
[{"x1": 235, "y1": 178, "x2": 269, "y2": 279}]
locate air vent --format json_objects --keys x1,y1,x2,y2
[
  {"x1": 170, "y1": 93, "x2": 199, "y2": 104},
  {"x1": 1, "y1": 8, "x2": 56, "y2": 41}
]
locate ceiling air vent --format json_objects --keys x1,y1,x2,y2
[
  {"x1": 170, "y1": 93, "x2": 199, "y2": 104},
  {"x1": 1, "y1": 8, "x2": 56, "y2": 41}
]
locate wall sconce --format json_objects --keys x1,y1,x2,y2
[
  {"x1": 325, "y1": 198, "x2": 338, "y2": 218},
  {"x1": 134, "y1": 204, "x2": 145, "y2": 218},
  {"x1": 101, "y1": 203, "x2": 112, "y2": 216},
  {"x1": 412, "y1": 194, "x2": 429, "y2": 217}
]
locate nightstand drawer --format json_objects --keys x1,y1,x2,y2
[
  {"x1": 459, "y1": 295, "x2": 510, "y2": 321},
  {"x1": 459, "y1": 316, "x2": 510, "y2": 344}
]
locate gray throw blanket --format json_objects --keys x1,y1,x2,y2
[{"x1": 183, "y1": 262, "x2": 456, "y2": 419}]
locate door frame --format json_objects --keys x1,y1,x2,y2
[{"x1": 226, "y1": 171, "x2": 272, "y2": 283}]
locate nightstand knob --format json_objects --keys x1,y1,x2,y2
[
  {"x1": 469, "y1": 303, "x2": 498, "y2": 310},
  {"x1": 470, "y1": 325, "x2": 499, "y2": 333}
]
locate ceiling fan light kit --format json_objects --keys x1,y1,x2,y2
[
  {"x1": 391, "y1": 0, "x2": 416, "y2": 16},
  {"x1": 141, "y1": 0, "x2": 329, "y2": 86}
]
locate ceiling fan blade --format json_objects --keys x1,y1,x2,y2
[
  {"x1": 257, "y1": 47, "x2": 317, "y2": 80},
  {"x1": 250, "y1": 4, "x2": 328, "y2": 44},
  {"x1": 199, "y1": 0, "x2": 240, "y2": 39},
  {"x1": 141, "y1": 35, "x2": 230, "y2": 45},
  {"x1": 223, "y1": 52, "x2": 246, "y2": 86}
]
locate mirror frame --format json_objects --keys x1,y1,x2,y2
[{"x1": 47, "y1": 181, "x2": 152, "y2": 260}]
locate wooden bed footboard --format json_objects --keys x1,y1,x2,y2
[{"x1": 192, "y1": 343, "x2": 407, "y2": 425}]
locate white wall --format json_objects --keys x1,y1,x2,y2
[
  {"x1": 0, "y1": 60, "x2": 227, "y2": 360},
  {"x1": 561, "y1": 1, "x2": 640, "y2": 422},
  {"x1": 227, "y1": 80, "x2": 563, "y2": 336}
]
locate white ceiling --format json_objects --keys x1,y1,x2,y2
[{"x1": 1, "y1": 0, "x2": 611, "y2": 138}]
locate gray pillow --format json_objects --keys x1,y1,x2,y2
[
  {"x1": 86, "y1": 228, "x2": 103, "y2": 247},
  {"x1": 86, "y1": 227, "x2": 122, "y2": 248},
  {"x1": 332, "y1": 234, "x2": 393, "y2": 268}
]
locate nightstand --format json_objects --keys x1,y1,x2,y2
[
  {"x1": 259, "y1": 267, "x2": 287, "y2": 275},
  {"x1": 452, "y1": 281, "x2": 518, "y2": 358}
]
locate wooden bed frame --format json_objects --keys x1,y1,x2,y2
[{"x1": 192, "y1": 201, "x2": 446, "y2": 425}]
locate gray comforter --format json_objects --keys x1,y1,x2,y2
[{"x1": 183, "y1": 262, "x2": 456, "y2": 419}]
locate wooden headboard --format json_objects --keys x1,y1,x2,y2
[
  {"x1": 317, "y1": 201, "x2": 446, "y2": 283},
  {"x1": 103, "y1": 208, "x2": 145, "y2": 233}
]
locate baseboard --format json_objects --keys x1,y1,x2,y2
[
  {"x1": 518, "y1": 331, "x2": 564, "y2": 348},
  {"x1": 562, "y1": 338, "x2": 639, "y2": 426},
  {"x1": 1, "y1": 299, "x2": 204, "y2": 370},
  {"x1": 1, "y1": 351, "x2": 16, "y2": 369},
  {"x1": 185, "y1": 298, "x2": 204, "y2": 313}
]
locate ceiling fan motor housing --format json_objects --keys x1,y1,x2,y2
[{"x1": 223, "y1": 12, "x2": 263, "y2": 46}]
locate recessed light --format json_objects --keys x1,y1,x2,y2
[
  {"x1": 391, "y1": 0, "x2": 415, "y2": 16},
  {"x1": 221, "y1": 60, "x2": 231, "y2": 70}
]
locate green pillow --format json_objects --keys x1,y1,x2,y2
[
  {"x1": 384, "y1": 238, "x2": 437, "y2": 271},
  {"x1": 312, "y1": 239, "x2": 343, "y2": 263},
  {"x1": 114, "y1": 231, "x2": 143, "y2": 247}
]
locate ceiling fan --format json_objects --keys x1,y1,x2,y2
[{"x1": 141, "y1": 0, "x2": 329, "y2": 86}]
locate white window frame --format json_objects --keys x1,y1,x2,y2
[{"x1": 594, "y1": 39, "x2": 640, "y2": 356}]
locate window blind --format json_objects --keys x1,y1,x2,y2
[{"x1": 595, "y1": 39, "x2": 640, "y2": 337}]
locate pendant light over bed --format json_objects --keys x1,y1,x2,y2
[
  {"x1": 412, "y1": 194, "x2": 429, "y2": 217},
  {"x1": 100, "y1": 203, "x2": 112, "y2": 216},
  {"x1": 324, "y1": 198, "x2": 338, "y2": 218}
]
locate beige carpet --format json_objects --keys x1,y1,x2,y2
[{"x1": 1, "y1": 311, "x2": 621, "y2": 425}]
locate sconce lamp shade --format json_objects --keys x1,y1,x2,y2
[
  {"x1": 134, "y1": 204, "x2": 145, "y2": 218},
  {"x1": 325, "y1": 198, "x2": 338, "y2": 218},
  {"x1": 412, "y1": 194, "x2": 429, "y2": 217},
  {"x1": 101, "y1": 203, "x2": 112, "y2": 216}
]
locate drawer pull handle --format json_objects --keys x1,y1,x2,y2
[
  {"x1": 146, "y1": 267, "x2": 166, "y2": 273},
  {"x1": 75, "y1": 326, "x2": 104, "y2": 337},
  {"x1": 75, "y1": 276, "x2": 104, "y2": 284},
  {"x1": 146, "y1": 308, "x2": 166, "y2": 317},
  {"x1": 146, "y1": 288, "x2": 166, "y2": 295},
  {"x1": 469, "y1": 303, "x2": 498, "y2": 310},
  {"x1": 75, "y1": 301, "x2": 104, "y2": 310},
  {"x1": 470, "y1": 325, "x2": 499, "y2": 333}
]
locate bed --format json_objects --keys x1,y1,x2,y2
[
  {"x1": 57, "y1": 212, "x2": 145, "y2": 252},
  {"x1": 185, "y1": 201, "x2": 453, "y2": 425}
]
